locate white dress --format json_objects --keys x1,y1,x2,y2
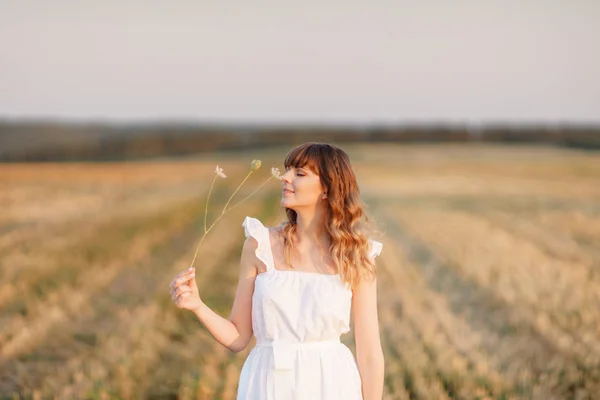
[{"x1": 236, "y1": 216, "x2": 383, "y2": 400}]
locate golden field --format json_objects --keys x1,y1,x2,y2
[{"x1": 1, "y1": 143, "x2": 599, "y2": 400}]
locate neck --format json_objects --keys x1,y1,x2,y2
[{"x1": 293, "y1": 206, "x2": 328, "y2": 243}]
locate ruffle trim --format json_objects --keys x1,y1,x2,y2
[
  {"x1": 242, "y1": 216, "x2": 274, "y2": 271},
  {"x1": 368, "y1": 239, "x2": 383, "y2": 259},
  {"x1": 243, "y1": 216, "x2": 382, "y2": 268}
]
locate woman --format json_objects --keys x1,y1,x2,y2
[{"x1": 169, "y1": 142, "x2": 384, "y2": 399}]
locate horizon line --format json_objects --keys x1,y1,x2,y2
[{"x1": 1, "y1": 116, "x2": 600, "y2": 129}]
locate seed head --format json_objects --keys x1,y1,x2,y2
[
  {"x1": 250, "y1": 160, "x2": 262, "y2": 171},
  {"x1": 215, "y1": 165, "x2": 227, "y2": 179},
  {"x1": 271, "y1": 167, "x2": 282, "y2": 180}
]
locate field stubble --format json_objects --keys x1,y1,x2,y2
[{"x1": 1, "y1": 144, "x2": 599, "y2": 399}]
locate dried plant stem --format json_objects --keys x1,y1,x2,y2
[
  {"x1": 204, "y1": 175, "x2": 217, "y2": 234},
  {"x1": 225, "y1": 176, "x2": 275, "y2": 213},
  {"x1": 190, "y1": 210, "x2": 226, "y2": 269},
  {"x1": 220, "y1": 171, "x2": 253, "y2": 215},
  {"x1": 189, "y1": 170, "x2": 258, "y2": 269},
  {"x1": 189, "y1": 234, "x2": 207, "y2": 269}
]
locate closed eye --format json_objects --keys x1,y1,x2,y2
[{"x1": 285, "y1": 166, "x2": 306, "y2": 176}]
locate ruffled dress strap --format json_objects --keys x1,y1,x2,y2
[
  {"x1": 242, "y1": 216, "x2": 275, "y2": 271},
  {"x1": 368, "y1": 239, "x2": 383, "y2": 259}
]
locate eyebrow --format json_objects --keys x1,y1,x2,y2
[{"x1": 287, "y1": 165, "x2": 314, "y2": 174}]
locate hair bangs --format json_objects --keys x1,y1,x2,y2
[{"x1": 283, "y1": 143, "x2": 323, "y2": 174}]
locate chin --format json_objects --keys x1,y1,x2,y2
[
  {"x1": 282, "y1": 197, "x2": 304, "y2": 210},
  {"x1": 281, "y1": 199, "x2": 294, "y2": 209}
]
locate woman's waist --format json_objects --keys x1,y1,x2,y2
[
  {"x1": 252, "y1": 337, "x2": 346, "y2": 370},
  {"x1": 255, "y1": 337, "x2": 341, "y2": 349}
]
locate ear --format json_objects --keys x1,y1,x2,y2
[{"x1": 320, "y1": 182, "x2": 328, "y2": 199}]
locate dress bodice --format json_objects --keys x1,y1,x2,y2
[
  {"x1": 242, "y1": 216, "x2": 383, "y2": 344},
  {"x1": 237, "y1": 216, "x2": 383, "y2": 399}
]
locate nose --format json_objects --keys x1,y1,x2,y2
[{"x1": 281, "y1": 169, "x2": 292, "y2": 183}]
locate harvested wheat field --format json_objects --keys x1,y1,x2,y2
[{"x1": 1, "y1": 143, "x2": 599, "y2": 400}]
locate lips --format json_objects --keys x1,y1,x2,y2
[{"x1": 282, "y1": 188, "x2": 294, "y2": 194}]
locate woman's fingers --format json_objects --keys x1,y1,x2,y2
[
  {"x1": 174, "y1": 291, "x2": 193, "y2": 307},
  {"x1": 169, "y1": 268, "x2": 197, "y2": 308},
  {"x1": 175, "y1": 286, "x2": 191, "y2": 297},
  {"x1": 176, "y1": 269, "x2": 195, "y2": 283},
  {"x1": 170, "y1": 283, "x2": 190, "y2": 296},
  {"x1": 177, "y1": 292, "x2": 191, "y2": 301},
  {"x1": 170, "y1": 273, "x2": 191, "y2": 288},
  {"x1": 171, "y1": 277, "x2": 195, "y2": 294},
  {"x1": 169, "y1": 268, "x2": 195, "y2": 290},
  {"x1": 170, "y1": 282, "x2": 195, "y2": 299}
]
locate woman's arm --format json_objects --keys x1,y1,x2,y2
[
  {"x1": 170, "y1": 236, "x2": 258, "y2": 353},
  {"x1": 352, "y1": 273, "x2": 385, "y2": 400}
]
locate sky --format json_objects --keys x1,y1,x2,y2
[{"x1": 1, "y1": 1, "x2": 599, "y2": 125}]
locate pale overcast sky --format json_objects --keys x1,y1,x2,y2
[{"x1": 1, "y1": 1, "x2": 599, "y2": 124}]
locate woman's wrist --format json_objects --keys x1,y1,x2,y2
[{"x1": 191, "y1": 301, "x2": 207, "y2": 317}]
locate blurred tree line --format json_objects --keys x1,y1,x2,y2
[{"x1": 0, "y1": 121, "x2": 598, "y2": 161}]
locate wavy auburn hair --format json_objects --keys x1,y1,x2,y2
[{"x1": 280, "y1": 142, "x2": 377, "y2": 288}]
